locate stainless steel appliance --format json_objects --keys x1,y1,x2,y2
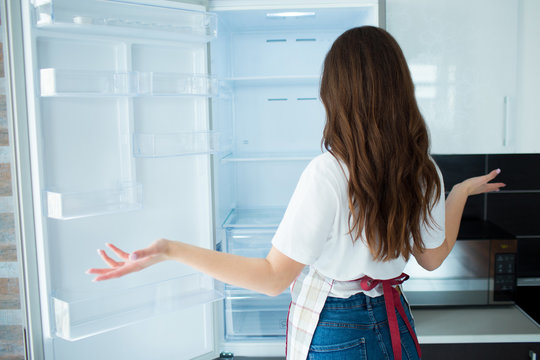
[{"x1": 403, "y1": 220, "x2": 517, "y2": 306}]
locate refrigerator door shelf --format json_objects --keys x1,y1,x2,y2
[
  {"x1": 46, "y1": 182, "x2": 142, "y2": 220},
  {"x1": 224, "y1": 289, "x2": 290, "y2": 339},
  {"x1": 133, "y1": 131, "x2": 222, "y2": 158},
  {"x1": 52, "y1": 273, "x2": 223, "y2": 341},
  {"x1": 40, "y1": 68, "x2": 220, "y2": 97},
  {"x1": 221, "y1": 152, "x2": 320, "y2": 163},
  {"x1": 222, "y1": 208, "x2": 285, "y2": 229},
  {"x1": 32, "y1": 0, "x2": 217, "y2": 42}
]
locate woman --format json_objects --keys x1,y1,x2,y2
[{"x1": 88, "y1": 26, "x2": 504, "y2": 359}]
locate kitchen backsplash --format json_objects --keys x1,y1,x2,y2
[
  {"x1": 433, "y1": 153, "x2": 540, "y2": 323},
  {"x1": 432, "y1": 153, "x2": 540, "y2": 240}
]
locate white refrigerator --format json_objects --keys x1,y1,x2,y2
[{"x1": 11, "y1": 0, "x2": 379, "y2": 358}]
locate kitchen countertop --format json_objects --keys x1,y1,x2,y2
[
  {"x1": 414, "y1": 305, "x2": 540, "y2": 344},
  {"x1": 219, "y1": 305, "x2": 540, "y2": 358}
]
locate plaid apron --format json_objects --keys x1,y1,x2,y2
[
  {"x1": 285, "y1": 267, "x2": 421, "y2": 360},
  {"x1": 286, "y1": 267, "x2": 334, "y2": 360}
]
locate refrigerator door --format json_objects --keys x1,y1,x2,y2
[{"x1": 18, "y1": 0, "x2": 221, "y2": 359}]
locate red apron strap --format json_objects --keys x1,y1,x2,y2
[
  {"x1": 393, "y1": 287, "x2": 422, "y2": 357},
  {"x1": 360, "y1": 273, "x2": 422, "y2": 360},
  {"x1": 383, "y1": 281, "x2": 402, "y2": 360}
]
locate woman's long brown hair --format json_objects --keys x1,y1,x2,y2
[{"x1": 321, "y1": 26, "x2": 442, "y2": 261}]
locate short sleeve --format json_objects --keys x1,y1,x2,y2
[
  {"x1": 271, "y1": 156, "x2": 339, "y2": 265},
  {"x1": 421, "y1": 163, "x2": 446, "y2": 249}
]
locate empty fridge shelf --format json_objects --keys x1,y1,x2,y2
[
  {"x1": 225, "y1": 75, "x2": 320, "y2": 87},
  {"x1": 133, "y1": 131, "x2": 221, "y2": 157},
  {"x1": 225, "y1": 289, "x2": 291, "y2": 339},
  {"x1": 32, "y1": 0, "x2": 217, "y2": 42},
  {"x1": 53, "y1": 273, "x2": 223, "y2": 341},
  {"x1": 46, "y1": 182, "x2": 142, "y2": 220},
  {"x1": 222, "y1": 208, "x2": 285, "y2": 229},
  {"x1": 40, "y1": 68, "x2": 219, "y2": 97},
  {"x1": 221, "y1": 152, "x2": 319, "y2": 163},
  {"x1": 226, "y1": 228, "x2": 275, "y2": 258}
]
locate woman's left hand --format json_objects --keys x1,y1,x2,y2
[
  {"x1": 458, "y1": 168, "x2": 506, "y2": 196},
  {"x1": 87, "y1": 239, "x2": 170, "y2": 281}
]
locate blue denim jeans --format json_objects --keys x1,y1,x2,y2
[{"x1": 308, "y1": 292, "x2": 421, "y2": 360}]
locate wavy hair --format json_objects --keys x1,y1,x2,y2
[{"x1": 320, "y1": 26, "x2": 442, "y2": 261}]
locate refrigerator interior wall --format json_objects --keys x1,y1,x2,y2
[
  {"x1": 22, "y1": 0, "x2": 221, "y2": 359},
  {"x1": 209, "y1": 5, "x2": 378, "y2": 349}
]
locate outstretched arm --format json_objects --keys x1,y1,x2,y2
[
  {"x1": 88, "y1": 242, "x2": 305, "y2": 297},
  {"x1": 414, "y1": 168, "x2": 506, "y2": 271}
]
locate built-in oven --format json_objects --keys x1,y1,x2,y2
[{"x1": 403, "y1": 220, "x2": 517, "y2": 306}]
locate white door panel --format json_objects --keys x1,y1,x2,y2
[
  {"x1": 386, "y1": 0, "x2": 518, "y2": 154},
  {"x1": 20, "y1": 0, "x2": 220, "y2": 359}
]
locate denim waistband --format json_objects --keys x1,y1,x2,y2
[{"x1": 325, "y1": 291, "x2": 387, "y2": 307}]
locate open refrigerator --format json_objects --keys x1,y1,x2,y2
[{"x1": 13, "y1": 0, "x2": 379, "y2": 358}]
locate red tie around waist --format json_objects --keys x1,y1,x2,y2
[{"x1": 359, "y1": 273, "x2": 421, "y2": 360}]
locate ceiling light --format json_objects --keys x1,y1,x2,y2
[{"x1": 266, "y1": 12, "x2": 316, "y2": 19}]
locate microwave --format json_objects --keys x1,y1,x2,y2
[{"x1": 403, "y1": 220, "x2": 517, "y2": 306}]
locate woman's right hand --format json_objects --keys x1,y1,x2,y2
[
  {"x1": 457, "y1": 169, "x2": 506, "y2": 196},
  {"x1": 87, "y1": 239, "x2": 171, "y2": 282}
]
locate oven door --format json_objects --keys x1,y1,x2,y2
[{"x1": 403, "y1": 239, "x2": 491, "y2": 306}]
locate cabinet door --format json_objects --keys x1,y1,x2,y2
[
  {"x1": 515, "y1": 0, "x2": 540, "y2": 153},
  {"x1": 386, "y1": 0, "x2": 518, "y2": 154}
]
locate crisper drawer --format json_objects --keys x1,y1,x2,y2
[
  {"x1": 225, "y1": 228, "x2": 275, "y2": 258},
  {"x1": 225, "y1": 289, "x2": 291, "y2": 339}
]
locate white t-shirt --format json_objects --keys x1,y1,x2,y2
[{"x1": 272, "y1": 152, "x2": 445, "y2": 298}]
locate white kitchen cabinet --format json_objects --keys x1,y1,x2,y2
[
  {"x1": 386, "y1": 0, "x2": 520, "y2": 154},
  {"x1": 514, "y1": 0, "x2": 540, "y2": 153}
]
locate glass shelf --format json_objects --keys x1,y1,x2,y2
[
  {"x1": 46, "y1": 182, "x2": 142, "y2": 220},
  {"x1": 225, "y1": 228, "x2": 274, "y2": 258},
  {"x1": 221, "y1": 152, "x2": 319, "y2": 163},
  {"x1": 53, "y1": 273, "x2": 223, "y2": 341},
  {"x1": 222, "y1": 208, "x2": 285, "y2": 229},
  {"x1": 32, "y1": 0, "x2": 217, "y2": 42},
  {"x1": 225, "y1": 289, "x2": 290, "y2": 339},
  {"x1": 40, "y1": 68, "x2": 219, "y2": 97},
  {"x1": 224, "y1": 75, "x2": 320, "y2": 87},
  {"x1": 133, "y1": 131, "x2": 220, "y2": 158}
]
